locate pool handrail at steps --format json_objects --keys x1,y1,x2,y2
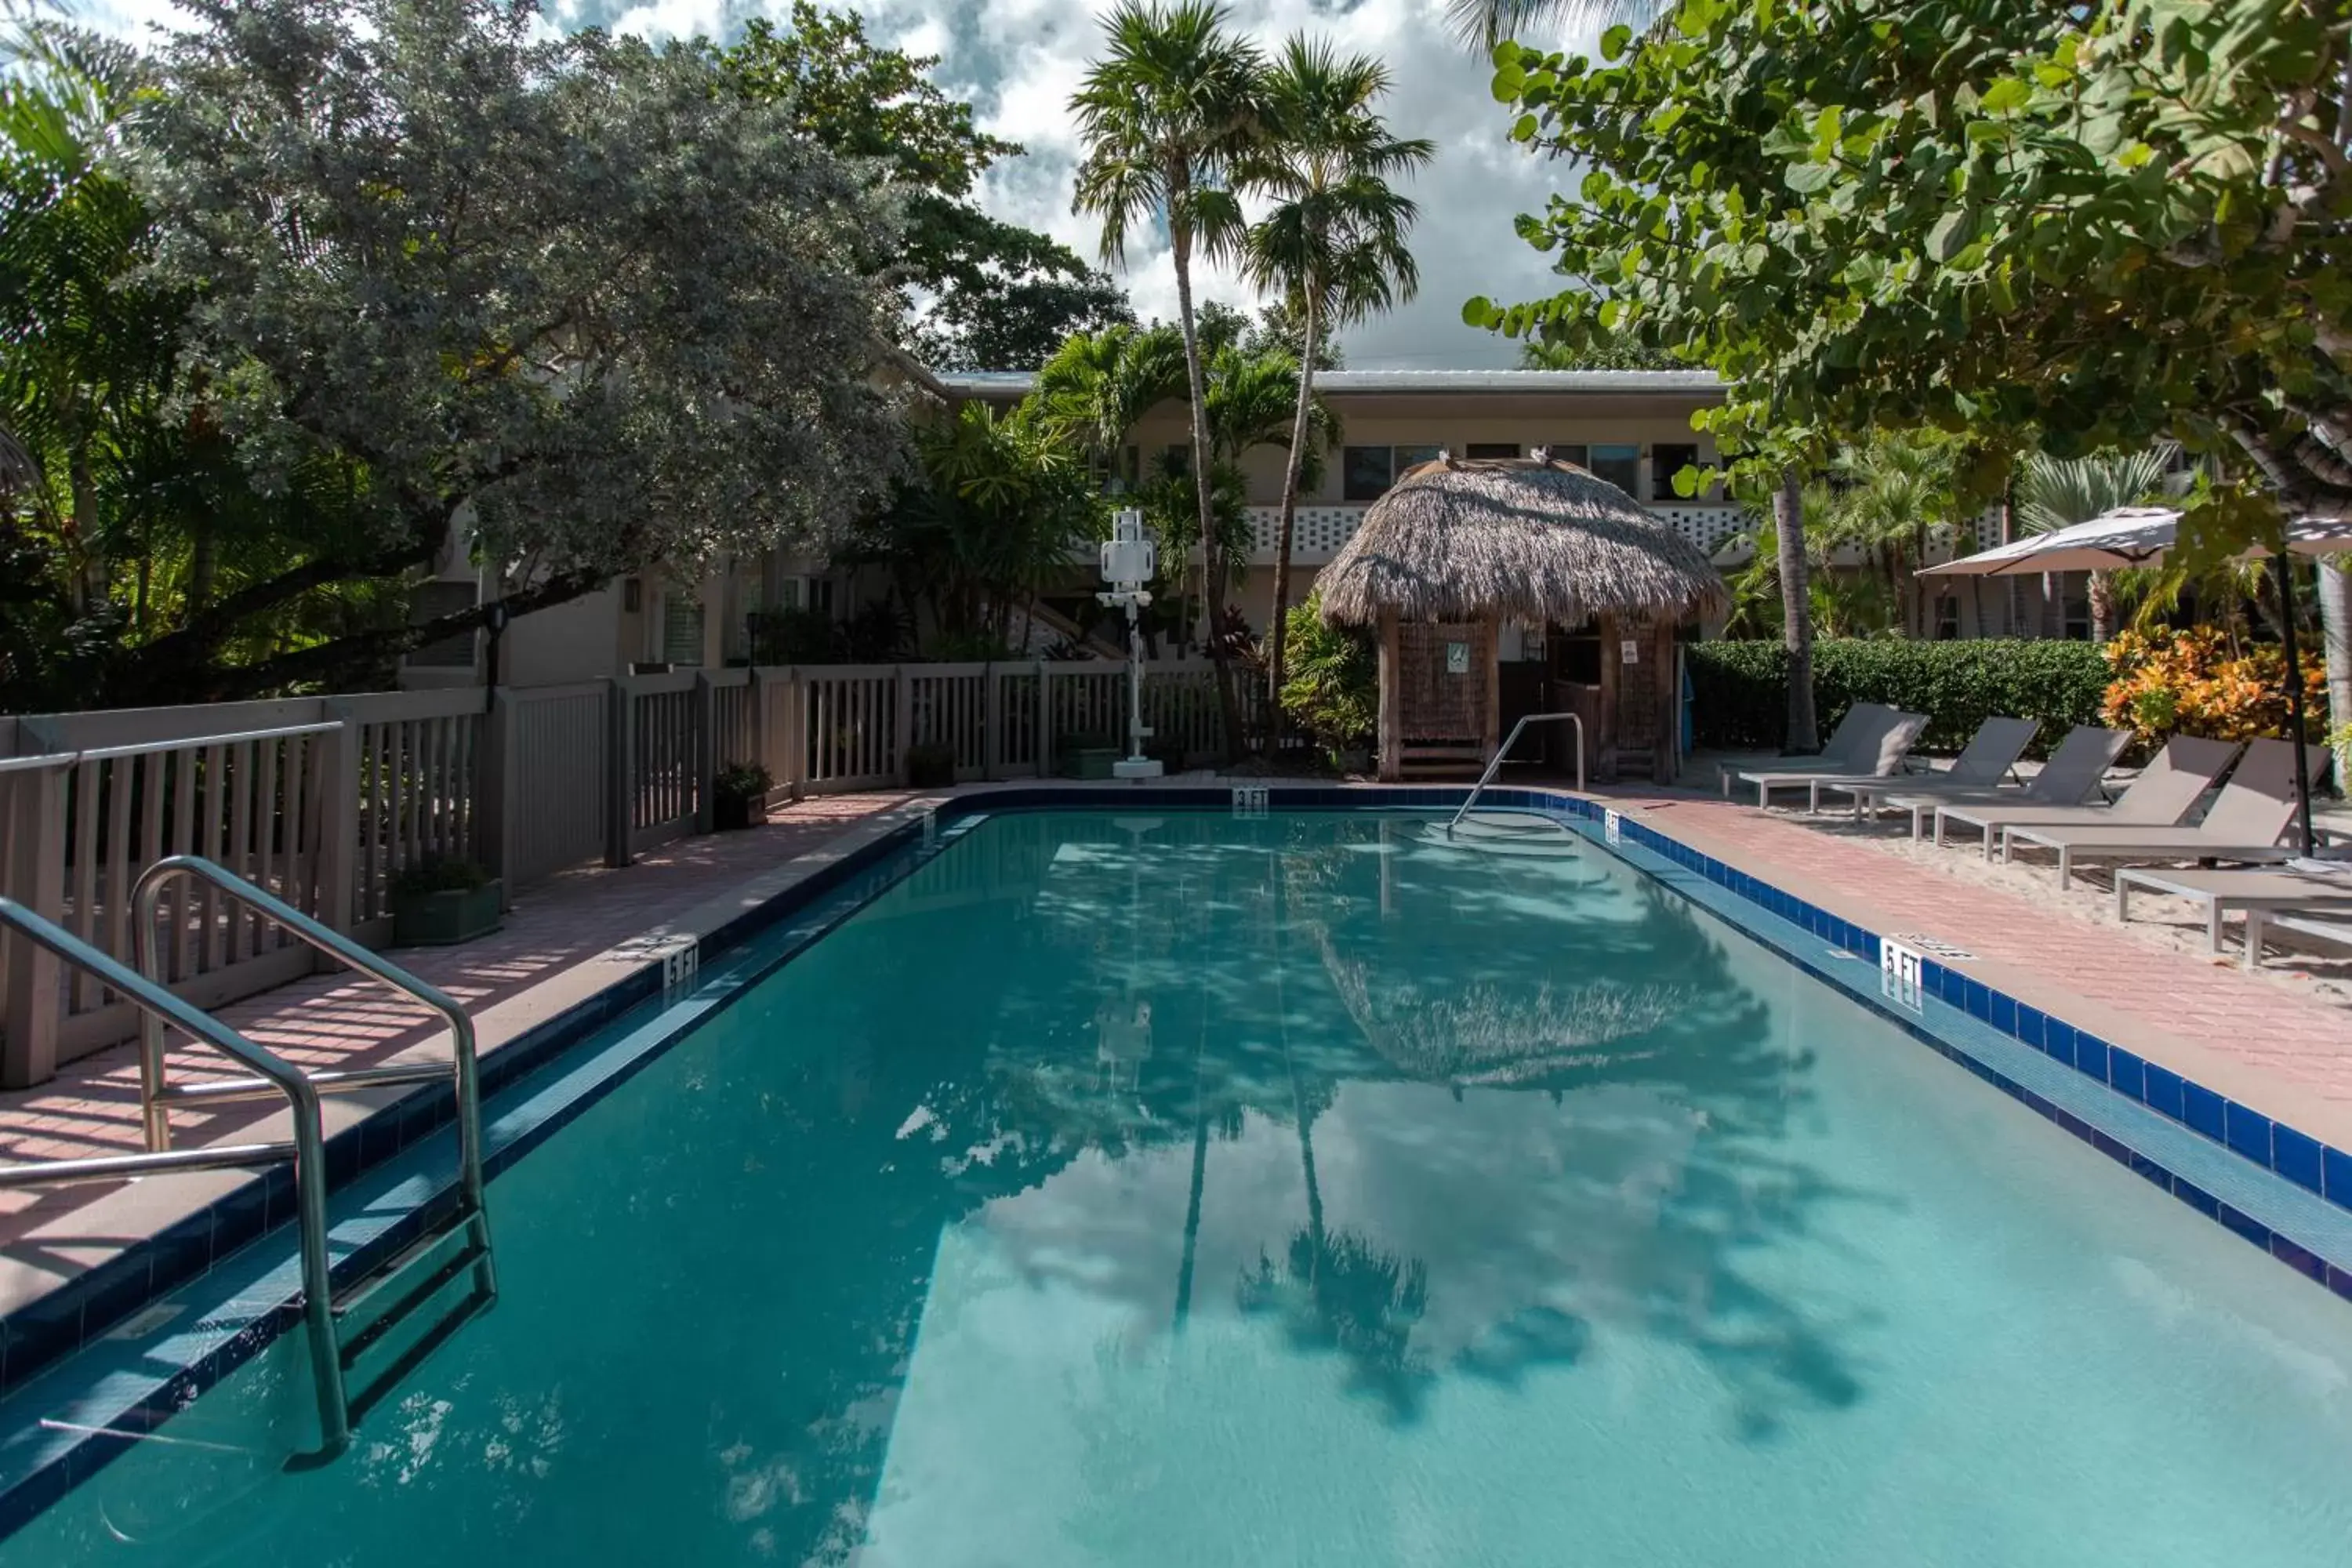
[
  {"x1": 0, "y1": 895, "x2": 350, "y2": 1452},
  {"x1": 131, "y1": 855, "x2": 492, "y2": 1236},
  {"x1": 0, "y1": 855, "x2": 501, "y2": 1464},
  {"x1": 1445, "y1": 712, "x2": 1586, "y2": 838}
]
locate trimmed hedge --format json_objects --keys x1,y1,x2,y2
[{"x1": 1687, "y1": 638, "x2": 2111, "y2": 755}]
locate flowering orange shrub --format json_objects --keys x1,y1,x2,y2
[{"x1": 2100, "y1": 626, "x2": 2328, "y2": 754}]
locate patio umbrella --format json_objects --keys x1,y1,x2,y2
[{"x1": 1922, "y1": 506, "x2": 2352, "y2": 855}]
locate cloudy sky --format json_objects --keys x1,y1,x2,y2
[{"x1": 83, "y1": 0, "x2": 1596, "y2": 368}]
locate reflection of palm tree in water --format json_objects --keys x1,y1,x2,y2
[{"x1": 1234, "y1": 843, "x2": 1434, "y2": 1415}]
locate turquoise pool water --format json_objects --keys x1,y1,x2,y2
[{"x1": 7, "y1": 809, "x2": 2352, "y2": 1565}]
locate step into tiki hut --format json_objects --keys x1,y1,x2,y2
[{"x1": 1317, "y1": 453, "x2": 1729, "y2": 784}]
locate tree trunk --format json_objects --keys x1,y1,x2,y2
[
  {"x1": 1773, "y1": 469, "x2": 1818, "y2": 751},
  {"x1": 1167, "y1": 194, "x2": 1244, "y2": 762},
  {"x1": 2321, "y1": 558, "x2": 2352, "y2": 796},
  {"x1": 1265, "y1": 292, "x2": 1320, "y2": 762},
  {"x1": 2088, "y1": 569, "x2": 2118, "y2": 644},
  {"x1": 1999, "y1": 481, "x2": 2021, "y2": 636}
]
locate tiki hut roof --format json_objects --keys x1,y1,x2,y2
[{"x1": 1318, "y1": 455, "x2": 1728, "y2": 626}]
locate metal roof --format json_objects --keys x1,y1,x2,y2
[{"x1": 930, "y1": 368, "x2": 1723, "y2": 397}]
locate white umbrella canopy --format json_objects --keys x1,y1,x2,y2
[{"x1": 1922, "y1": 506, "x2": 2352, "y2": 576}]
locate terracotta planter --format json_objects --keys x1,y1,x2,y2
[{"x1": 391, "y1": 880, "x2": 504, "y2": 946}]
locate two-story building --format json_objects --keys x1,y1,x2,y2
[
  {"x1": 400, "y1": 364, "x2": 2051, "y2": 687},
  {"x1": 935, "y1": 367, "x2": 1750, "y2": 644}
]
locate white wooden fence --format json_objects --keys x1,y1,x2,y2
[{"x1": 0, "y1": 660, "x2": 1243, "y2": 1084}]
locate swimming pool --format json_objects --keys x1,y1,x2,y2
[{"x1": 5, "y1": 806, "x2": 2351, "y2": 1564}]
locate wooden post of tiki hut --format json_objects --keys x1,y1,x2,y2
[{"x1": 1318, "y1": 452, "x2": 1728, "y2": 786}]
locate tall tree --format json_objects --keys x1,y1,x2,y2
[
  {"x1": 1072, "y1": 0, "x2": 1264, "y2": 753},
  {"x1": 129, "y1": 0, "x2": 905, "y2": 699},
  {"x1": 720, "y1": 4, "x2": 1131, "y2": 371},
  {"x1": 1473, "y1": 0, "x2": 2352, "y2": 748},
  {"x1": 1243, "y1": 38, "x2": 1430, "y2": 753},
  {"x1": 2019, "y1": 447, "x2": 2176, "y2": 643}
]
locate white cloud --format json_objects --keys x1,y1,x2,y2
[{"x1": 79, "y1": 0, "x2": 1595, "y2": 369}]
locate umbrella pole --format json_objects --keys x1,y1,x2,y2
[{"x1": 2276, "y1": 537, "x2": 2317, "y2": 857}]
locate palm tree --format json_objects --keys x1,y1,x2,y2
[
  {"x1": 2019, "y1": 445, "x2": 2176, "y2": 642},
  {"x1": 1242, "y1": 39, "x2": 1431, "y2": 753},
  {"x1": 1446, "y1": 0, "x2": 1656, "y2": 49},
  {"x1": 1031, "y1": 321, "x2": 1189, "y2": 470},
  {"x1": 1071, "y1": 1, "x2": 1265, "y2": 752}
]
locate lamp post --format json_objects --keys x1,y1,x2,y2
[{"x1": 1099, "y1": 508, "x2": 1163, "y2": 780}]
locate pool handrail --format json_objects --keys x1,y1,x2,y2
[
  {"x1": 129, "y1": 855, "x2": 491, "y2": 1237},
  {"x1": 1445, "y1": 712, "x2": 1586, "y2": 837},
  {"x1": 0, "y1": 895, "x2": 350, "y2": 1453}
]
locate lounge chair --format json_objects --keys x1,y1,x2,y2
[
  {"x1": 1846, "y1": 724, "x2": 2132, "y2": 837},
  {"x1": 1931, "y1": 734, "x2": 2241, "y2": 861},
  {"x1": 2114, "y1": 859, "x2": 2352, "y2": 969},
  {"x1": 1718, "y1": 703, "x2": 1894, "y2": 797},
  {"x1": 2001, "y1": 740, "x2": 2332, "y2": 891},
  {"x1": 1726, "y1": 711, "x2": 1929, "y2": 809},
  {"x1": 1809, "y1": 715, "x2": 2040, "y2": 815}
]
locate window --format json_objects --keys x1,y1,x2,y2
[
  {"x1": 405, "y1": 580, "x2": 478, "y2": 668},
  {"x1": 1395, "y1": 444, "x2": 1443, "y2": 476},
  {"x1": 1546, "y1": 443, "x2": 1589, "y2": 468},
  {"x1": 1343, "y1": 445, "x2": 1394, "y2": 501},
  {"x1": 1589, "y1": 443, "x2": 1639, "y2": 495},
  {"x1": 662, "y1": 593, "x2": 706, "y2": 666},
  {"x1": 1466, "y1": 442, "x2": 1520, "y2": 459},
  {"x1": 1653, "y1": 442, "x2": 1701, "y2": 501}
]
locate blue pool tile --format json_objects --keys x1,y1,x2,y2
[
  {"x1": 2044, "y1": 1021, "x2": 2076, "y2": 1068},
  {"x1": 2216, "y1": 1203, "x2": 2270, "y2": 1250},
  {"x1": 2224, "y1": 1102, "x2": 2274, "y2": 1167},
  {"x1": 2050, "y1": 1106, "x2": 2091, "y2": 1143},
  {"x1": 2013, "y1": 1004, "x2": 2046, "y2": 1049},
  {"x1": 2107, "y1": 1048, "x2": 2146, "y2": 1102},
  {"x1": 2272, "y1": 1235, "x2": 2327, "y2": 1285},
  {"x1": 2089, "y1": 1130, "x2": 2132, "y2": 1166},
  {"x1": 2331, "y1": 1265, "x2": 2352, "y2": 1304},
  {"x1": 2274, "y1": 1125, "x2": 2325, "y2": 1194},
  {"x1": 2142, "y1": 1063, "x2": 2185, "y2": 1122},
  {"x1": 1989, "y1": 993, "x2": 2017, "y2": 1036},
  {"x1": 2175, "y1": 1180, "x2": 2220, "y2": 1218},
  {"x1": 2181, "y1": 1082, "x2": 2227, "y2": 1143},
  {"x1": 2128, "y1": 1151, "x2": 2172, "y2": 1189},
  {"x1": 2072, "y1": 1034, "x2": 2109, "y2": 1084},
  {"x1": 2325, "y1": 1145, "x2": 2352, "y2": 1210}
]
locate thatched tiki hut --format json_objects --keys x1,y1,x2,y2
[{"x1": 1318, "y1": 455, "x2": 1728, "y2": 783}]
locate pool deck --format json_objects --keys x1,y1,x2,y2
[{"x1": 2, "y1": 773, "x2": 2349, "y2": 1332}]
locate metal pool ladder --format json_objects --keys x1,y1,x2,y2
[
  {"x1": 0, "y1": 854, "x2": 498, "y2": 1461},
  {"x1": 1444, "y1": 711, "x2": 1586, "y2": 840}
]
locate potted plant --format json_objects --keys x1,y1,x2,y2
[
  {"x1": 391, "y1": 855, "x2": 503, "y2": 946},
  {"x1": 905, "y1": 740, "x2": 957, "y2": 788},
  {"x1": 1056, "y1": 731, "x2": 1121, "y2": 780},
  {"x1": 713, "y1": 760, "x2": 774, "y2": 830}
]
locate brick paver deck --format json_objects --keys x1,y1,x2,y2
[{"x1": 1595, "y1": 774, "x2": 2352, "y2": 1148}]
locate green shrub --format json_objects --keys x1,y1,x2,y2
[
  {"x1": 713, "y1": 760, "x2": 774, "y2": 800},
  {"x1": 1278, "y1": 593, "x2": 1377, "y2": 759},
  {"x1": 1687, "y1": 638, "x2": 2111, "y2": 755}
]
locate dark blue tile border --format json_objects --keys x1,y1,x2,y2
[{"x1": 2, "y1": 780, "x2": 2349, "y2": 1541}]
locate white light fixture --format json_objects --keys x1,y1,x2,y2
[{"x1": 1098, "y1": 509, "x2": 1163, "y2": 780}]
